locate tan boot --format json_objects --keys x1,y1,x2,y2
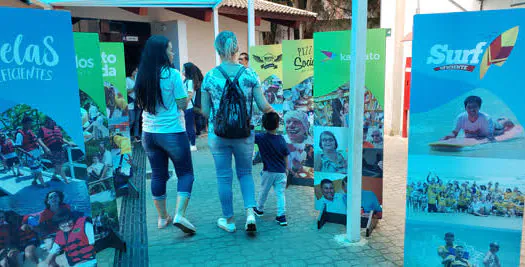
[{"x1": 173, "y1": 195, "x2": 196, "y2": 234}]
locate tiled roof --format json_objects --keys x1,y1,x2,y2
[{"x1": 220, "y1": 0, "x2": 317, "y2": 18}]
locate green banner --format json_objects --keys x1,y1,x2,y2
[
  {"x1": 249, "y1": 44, "x2": 283, "y2": 81},
  {"x1": 313, "y1": 29, "x2": 386, "y2": 107},
  {"x1": 100, "y1": 42, "x2": 133, "y2": 181},
  {"x1": 74, "y1": 33, "x2": 107, "y2": 116},
  {"x1": 313, "y1": 30, "x2": 387, "y2": 216},
  {"x1": 100, "y1": 42, "x2": 129, "y2": 121},
  {"x1": 283, "y1": 39, "x2": 313, "y2": 89}
]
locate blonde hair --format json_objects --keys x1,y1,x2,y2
[{"x1": 215, "y1": 31, "x2": 239, "y2": 60}]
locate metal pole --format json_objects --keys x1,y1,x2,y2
[
  {"x1": 346, "y1": 0, "x2": 367, "y2": 242},
  {"x1": 248, "y1": 0, "x2": 256, "y2": 47},
  {"x1": 213, "y1": 7, "x2": 220, "y2": 66}
]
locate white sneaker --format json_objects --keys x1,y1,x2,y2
[
  {"x1": 190, "y1": 145, "x2": 197, "y2": 151},
  {"x1": 158, "y1": 216, "x2": 172, "y2": 229},
  {"x1": 245, "y1": 212, "x2": 257, "y2": 232},
  {"x1": 173, "y1": 214, "x2": 196, "y2": 234},
  {"x1": 217, "y1": 218, "x2": 236, "y2": 233}
]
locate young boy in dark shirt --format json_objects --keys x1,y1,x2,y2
[{"x1": 253, "y1": 112, "x2": 290, "y2": 226}]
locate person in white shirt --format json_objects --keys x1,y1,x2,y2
[
  {"x1": 98, "y1": 143, "x2": 113, "y2": 179},
  {"x1": 135, "y1": 35, "x2": 196, "y2": 234},
  {"x1": 87, "y1": 156, "x2": 105, "y2": 179},
  {"x1": 182, "y1": 62, "x2": 203, "y2": 152},
  {"x1": 127, "y1": 67, "x2": 141, "y2": 142},
  {"x1": 316, "y1": 179, "x2": 347, "y2": 214}
]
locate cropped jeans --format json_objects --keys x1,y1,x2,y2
[
  {"x1": 142, "y1": 132, "x2": 194, "y2": 200},
  {"x1": 208, "y1": 132, "x2": 256, "y2": 218}
]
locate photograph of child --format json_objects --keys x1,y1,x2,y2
[{"x1": 409, "y1": 89, "x2": 524, "y2": 159}]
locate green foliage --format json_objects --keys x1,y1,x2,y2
[
  {"x1": 90, "y1": 200, "x2": 118, "y2": 219},
  {"x1": 0, "y1": 104, "x2": 72, "y2": 141}
]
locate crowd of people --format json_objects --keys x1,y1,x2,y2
[
  {"x1": 134, "y1": 31, "x2": 309, "y2": 234},
  {"x1": 407, "y1": 173, "x2": 524, "y2": 217}
]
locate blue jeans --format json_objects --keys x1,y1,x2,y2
[
  {"x1": 129, "y1": 108, "x2": 142, "y2": 138},
  {"x1": 142, "y1": 132, "x2": 194, "y2": 200},
  {"x1": 208, "y1": 132, "x2": 256, "y2": 218},
  {"x1": 184, "y1": 108, "x2": 196, "y2": 146}
]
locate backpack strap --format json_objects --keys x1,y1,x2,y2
[
  {"x1": 216, "y1": 66, "x2": 246, "y2": 88},
  {"x1": 213, "y1": 66, "x2": 251, "y2": 120}
]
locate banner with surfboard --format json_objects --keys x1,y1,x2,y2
[{"x1": 404, "y1": 10, "x2": 525, "y2": 266}]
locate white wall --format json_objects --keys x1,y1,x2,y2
[
  {"x1": 382, "y1": 0, "x2": 523, "y2": 136},
  {"x1": 65, "y1": 6, "x2": 273, "y2": 74}
]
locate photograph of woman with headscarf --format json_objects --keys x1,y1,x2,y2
[
  {"x1": 283, "y1": 110, "x2": 314, "y2": 180},
  {"x1": 284, "y1": 110, "x2": 313, "y2": 145}
]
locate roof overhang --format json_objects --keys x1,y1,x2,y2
[{"x1": 40, "y1": 0, "x2": 223, "y2": 8}]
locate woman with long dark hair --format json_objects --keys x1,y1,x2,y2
[
  {"x1": 201, "y1": 31, "x2": 273, "y2": 233},
  {"x1": 135, "y1": 35, "x2": 196, "y2": 234},
  {"x1": 182, "y1": 62, "x2": 204, "y2": 151}
]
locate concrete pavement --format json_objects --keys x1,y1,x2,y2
[{"x1": 143, "y1": 136, "x2": 407, "y2": 266}]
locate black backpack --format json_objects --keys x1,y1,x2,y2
[{"x1": 213, "y1": 66, "x2": 253, "y2": 139}]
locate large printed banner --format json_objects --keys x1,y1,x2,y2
[
  {"x1": 0, "y1": 8, "x2": 96, "y2": 266},
  {"x1": 74, "y1": 33, "x2": 120, "y2": 247},
  {"x1": 250, "y1": 44, "x2": 284, "y2": 132},
  {"x1": 313, "y1": 29, "x2": 386, "y2": 216},
  {"x1": 282, "y1": 39, "x2": 314, "y2": 184},
  {"x1": 100, "y1": 42, "x2": 133, "y2": 182},
  {"x1": 404, "y1": 10, "x2": 525, "y2": 266}
]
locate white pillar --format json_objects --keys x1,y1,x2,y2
[
  {"x1": 391, "y1": 0, "x2": 406, "y2": 135},
  {"x1": 177, "y1": 21, "x2": 189, "y2": 70},
  {"x1": 248, "y1": 0, "x2": 256, "y2": 47},
  {"x1": 347, "y1": 0, "x2": 367, "y2": 242},
  {"x1": 213, "y1": 7, "x2": 220, "y2": 66}
]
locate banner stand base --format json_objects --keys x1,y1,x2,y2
[
  {"x1": 317, "y1": 207, "x2": 378, "y2": 237},
  {"x1": 317, "y1": 206, "x2": 346, "y2": 229}
]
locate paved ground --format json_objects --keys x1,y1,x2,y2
[{"x1": 144, "y1": 136, "x2": 407, "y2": 266}]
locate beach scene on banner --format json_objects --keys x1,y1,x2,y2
[
  {"x1": 408, "y1": 13, "x2": 525, "y2": 160},
  {"x1": 406, "y1": 155, "x2": 525, "y2": 230},
  {"x1": 0, "y1": 8, "x2": 98, "y2": 267},
  {"x1": 404, "y1": 219, "x2": 521, "y2": 267}
]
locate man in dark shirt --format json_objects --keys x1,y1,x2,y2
[
  {"x1": 253, "y1": 112, "x2": 290, "y2": 226},
  {"x1": 331, "y1": 88, "x2": 345, "y2": 126}
]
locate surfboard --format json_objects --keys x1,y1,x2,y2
[{"x1": 429, "y1": 125, "x2": 524, "y2": 151}]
